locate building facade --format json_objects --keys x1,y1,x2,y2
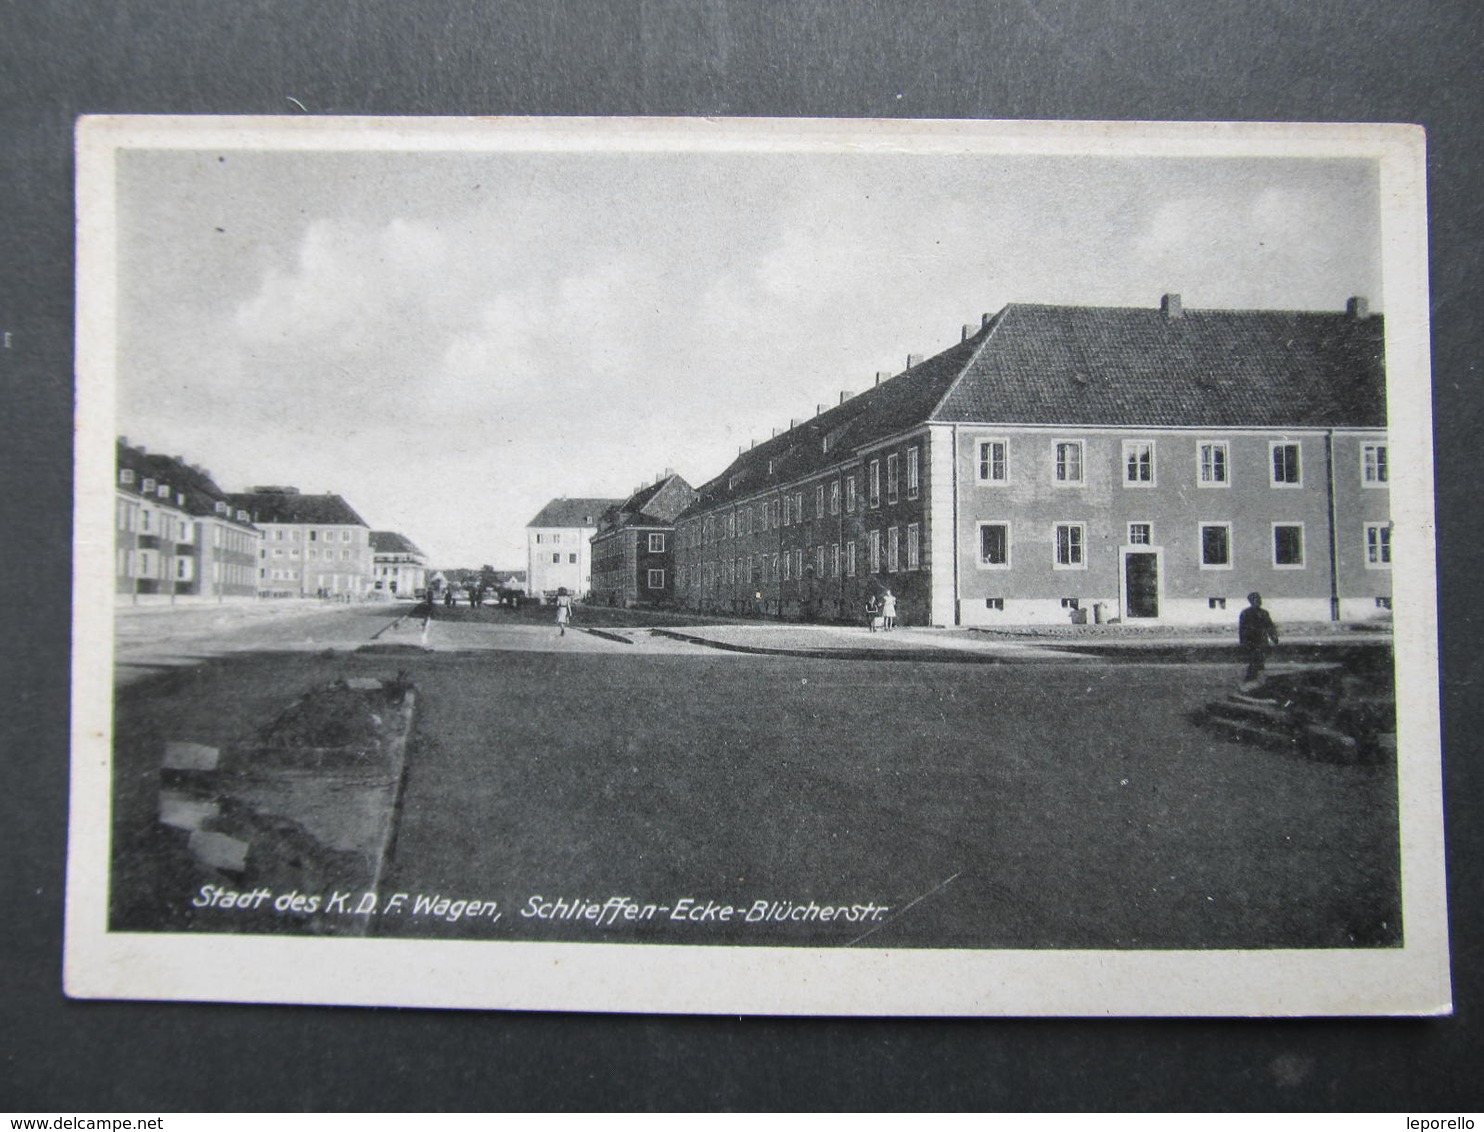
[
  {"x1": 231, "y1": 487, "x2": 374, "y2": 598},
  {"x1": 590, "y1": 472, "x2": 697, "y2": 607},
  {"x1": 116, "y1": 440, "x2": 260, "y2": 601},
  {"x1": 675, "y1": 296, "x2": 1390, "y2": 627},
  {"x1": 370, "y1": 531, "x2": 429, "y2": 598},
  {"x1": 526, "y1": 497, "x2": 621, "y2": 597}
]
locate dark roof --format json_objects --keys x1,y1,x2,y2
[
  {"x1": 528, "y1": 498, "x2": 621, "y2": 529},
  {"x1": 231, "y1": 490, "x2": 369, "y2": 527},
  {"x1": 933, "y1": 302, "x2": 1386, "y2": 428},
  {"x1": 370, "y1": 531, "x2": 425, "y2": 556},
  {"x1": 117, "y1": 442, "x2": 257, "y2": 528},
  {"x1": 681, "y1": 299, "x2": 1386, "y2": 516}
]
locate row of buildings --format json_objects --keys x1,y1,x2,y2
[
  {"x1": 529, "y1": 295, "x2": 1392, "y2": 626},
  {"x1": 114, "y1": 440, "x2": 429, "y2": 602}
]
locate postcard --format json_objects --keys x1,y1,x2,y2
[{"x1": 67, "y1": 116, "x2": 1448, "y2": 1015}]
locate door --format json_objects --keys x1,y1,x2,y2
[{"x1": 1125, "y1": 551, "x2": 1159, "y2": 619}]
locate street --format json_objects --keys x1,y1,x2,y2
[{"x1": 110, "y1": 605, "x2": 1401, "y2": 951}]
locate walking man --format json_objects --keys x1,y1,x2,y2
[{"x1": 1238, "y1": 591, "x2": 1280, "y2": 688}]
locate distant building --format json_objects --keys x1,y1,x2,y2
[
  {"x1": 591, "y1": 472, "x2": 697, "y2": 607},
  {"x1": 231, "y1": 487, "x2": 373, "y2": 598},
  {"x1": 526, "y1": 497, "x2": 621, "y2": 597},
  {"x1": 675, "y1": 296, "x2": 1390, "y2": 627},
  {"x1": 115, "y1": 440, "x2": 260, "y2": 601},
  {"x1": 370, "y1": 531, "x2": 428, "y2": 598}
]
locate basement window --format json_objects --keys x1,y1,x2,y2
[{"x1": 985, "y1": 598, "x2": 1004, "y2": 611}]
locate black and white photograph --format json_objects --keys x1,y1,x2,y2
[{"x1": 66, "y1": 116, "x2": 1447, "y2": 1016}]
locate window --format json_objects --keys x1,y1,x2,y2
[
  {"x1": 1376, "y1": 596, "x2": 1392, "y2": 610},
  {"x1": 1200, "y1": 523, "x2": 1232, "y2": 569},
  {"x1": 1365, "y1": 522, "x2": 1392, "y2": 568},
  {"x1": 907, "y1": 446, "x2": 920, "y2": 499},
  {"x1": 783, "y1": 552, "x2": 791, "y2": 581},
  {"x1": 1271, "y1": 442, "x2": 1302, "y2": 486},
  {"x1": 794, "y1": 548, "x2": 803, "y2": 579},
  {"x1": 831, "y1": 543, "x2": 840, "y2": 578},
  {"x1": 846, "y1": 541, "x2": 857, "y2": 577},
  {"x1": 869, "y1": 460, "x2": 881, "y2": 507},
  {"x1": 794, "y1": 493, "x2": 803, "y2": 523},
  {"x1": 1273, "y1": 523, "x2": 1305, "y2": 567},
  {"x1": 552, "y1": 533, "x2": 562, "y2": 544},
  {"x1": 815, "y1": 545, "x2": 825, "y2": 577},
  {"x1": 142, "y1": 478, "x2": 156, "y2": 493},
  {"x1": 830, "y1": 480, "x2": 840, "y2": 515},
  {"x1": 309, "y1": 530, "x2": 318, "y2": 541},
  {"x1": 648, "y1": 533, "x2": 666, "y2": 553},
  {"x1": 906, "y1": 523, "x2": 920, "y2": 570},
  {"x1": 868, "y1": 530, "x2": 881, "y2": 573},
  {"x1": 1128, "y1": 522, "x2": 1152, "y2": 545},
  {"x1": 552, "y1": 553, "x2": 561, "y2": 564},
  {"x1": 1054, "y1": 523, "x2": 1086, "y2": 569},
  {"x1": 726, "y1": 512, "x2": 735, "y2": 539},
  {"x1": 978, "y1": 522, "x2": 1010, "y2": 568},
  {"x1": 568, "y1": 553, "x2": 577, "y2": 564},
  {"x1": 1123, "y1": 440, "x2": 1155, "y2": 485},
  {"x1": 977, "y1": 439, "x2": 1008, "y2": 484},
  {"x1": 887, "y1": 454, "x2": 900, "y2": 504},
  {"x1": 887, "y1": 526, "x2": 899, "y2": 572},
  {"x1": 985, "y1": 598, "x2": 1004, "y2": 611},
  {"x1": 1363, "y1": 443, "x2": 1389, "y2": 486},
  {"x1": 1054, "y1": 441, "x2": 1084, "y2": 485},
  {"x1": 536, "y1": 534, "x2": 544, "y2": 544},
  {"x1": 1198, "y1": 441, "x2": 1229, "y2": 486},
  {"x1": 782, "y1": 495, "x2": 791, "y2": 526},
  {"x1": 816, "y1": 484, "x2": 826, "y2": 517},
  {"x1": 1208, "y1": 597, "x2": 1227, "y2": 610},
  {"x1": 1061, "y1": 597, "x2": 1080, "y2": 610},
  {"x1": 845, "y1": 476, "x2": 857, "y2": 513}
]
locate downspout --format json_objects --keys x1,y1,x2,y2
[
  {"x1": 1324, "y1": 429, "x2": 1340, "y2": 621},
  {"x1": 951, "y1": 425, "x2": 962, "y2": 626}
]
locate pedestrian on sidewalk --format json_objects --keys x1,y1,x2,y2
[
  {"x1": 1238, "y1": 591, "x2": 1279, "y2": 688},
  {"x1": 555, "y1": 587, "x2": 573, "y2": 637},
  {"x1": 881, "y1": 588, "x2": 898, "y2": 632},
  {"x1": 865, "y1": 592, "x2": 880, "y2": 632}
]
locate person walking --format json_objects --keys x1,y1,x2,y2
[
  {"x1": 880, "y1": 588, "x2": 898, "y2": 632},
  {"x1": 1238, "y1": 591, "x2": 1280, "y2": 688},
  {"x1": 555, "y1": 587, "x2": 573, "y2": 637}
]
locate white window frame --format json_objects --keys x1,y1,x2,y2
[
  {"x1": 976, "y1": 438, "x2": 1009, "y2": 485},
  {"x1": 907, "y1": 445, "x2": 920, "y2": 500},
  {"x1": 868, "y1": 460, "x2": 881, "y2": 508},
  {"x1": 1127, "y1": 522, "x2": 1152, "y2": 546},
  {"x1": 977, "y1": 521, "x2": 1011, "y2": 569},
  {"x1": 868, "y1": 529, "x2": 881, "y2": 573},
  {"x1": 1122, "y1": 439, "x2": 1156, "y2": 487},
  {"x1": 1365, "y1": 522, "x2": 1392, "y2": 568},
  {"x1": 648, "y1": 532, "x2": 666, "y2": 553},
  {"x1": 830, "y1": 479, "x2": 841, "y2": 515},
  {"x1": 1053, "y1": 522, "x2": 1087, "y2": 570},
  {"x1": 1197, "y1": 440, "x2": 1230, "y2": 487},
  {"x1": 816, "y1": 483, "x2": 826, "y2": 517},
  {"x1": 1053, "y1": 440, "x2": 1085, "y2": 486},
  {"x1": 845, "y1": 475, "x2": 857, "y2": 513},
  {"x1": 783, "y1": 551, "x2": 791, "y2": 581},
  {"x1": 906, "y1": 522, "x2": 920, "y2": 570},
  {"x1": 1270, "y1": 441, "x2": 1303, "y2": 487},
  {"x1": 1362, "y1": 442, "x2": 1389, "y2": 487},
  {"x1": 846, "y1": 541, "x2": 857, "y2": 577},
  {"x1": 1199, "y1": 521, "x2": 1234, "y2": 570},
  {"x1": 887, "y1": 526, "x2": 900, "y2": 573},
  {"x1": 886, "y1": 454, "x2": 899, "y2": 504},
  {"x1": 830, "y1": 542, "x2": 840, "y2": 578},
  {"x1": 1272, "y1": 522, "x2": 1306, "y2": 569}
]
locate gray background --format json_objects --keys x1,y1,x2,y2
[{"x1": 1, "y1": 0, "x2": 1479, "y2": 1111}]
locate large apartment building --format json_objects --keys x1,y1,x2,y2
[
  {"x1": 526, "y1": 497, "x2": 621, "y2": 597},
  {"x1": 590, "y1": 472, "x2": 697, "y2": 607},
  {"x1": 674, "y1": 296, "x2": 1390, "y2": 627},
  {"x1": 231, "y1": 487, "x2": 373, "y2": 598}
]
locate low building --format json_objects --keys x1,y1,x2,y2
[
  {"x1": 526, "y1": 497, "x2": 621, "y2": 598},
  {"x1": 231, "y1": 487, "x2": 373, "y2": 598},
  {"x1": 116, "y1": 440, "x2": 260, "y2": 601},
  {"x1": 590, "y1": 472, "x2": 697, "y2": 607},
  {"x1": 370, "y1": 531, "x2": 428, "y2": 598},
  {"x1": 674, "y1": 296, "x2": 1390, "y2": 627}
]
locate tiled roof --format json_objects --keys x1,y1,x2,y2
[
  {"x1": 682, "y1": 299, "x2": 1385, "y2": 517},
  {"x1": 370, "y1": 531, "x2": 425, "y2": 557},
  {"x1": 117, "y1": 442, "x2": 256, "y2": 527},
  {"x1": 528, "y1": 498, "x2": 621, "y2": 529},
  {"x1": 934, "y1": 303, "x2": 1386, "y2": 428},
  {"x1": 231, "y1": 490, "x2": 369, "y2": 527}
]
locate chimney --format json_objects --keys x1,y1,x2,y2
[
  {"x1": 981, "y1": 312, "x2": 991, "y2": 327},
  {"x1": 1161, "y1": 293, "x2": 1183, "y2": 320},
  {"x1": 664, "y1": 466, "x2": 674, "y2": 476},
  {"x1": 790, "y1": 418, "x2": 803, "y2": 429},
  {"x1": 817, "y1": 403, "x2": 828, "y2": 416},
  {"x1": 962, "y1": 324, "x2": 972, "y2": 341},
  {"x1": 839, "y1": 390, "x2": 855, "y2": 404},
  {"x1": 1346, "y1": 296, "x2": 1370, "y2": 319},
  {"x1": 875, "y1": 370, "x2": 889, "y2": 385},
  {"x1": 906, "y1": 354, "x2": 924, "y2": 369}
]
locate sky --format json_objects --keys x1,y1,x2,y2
[{"x1": 115, "y1": 142, "x2": 1382, "y2": 567}]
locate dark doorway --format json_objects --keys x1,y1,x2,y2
[{"x1": 1125, "y1": 552, "x2": 1159, "y2": 618}]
